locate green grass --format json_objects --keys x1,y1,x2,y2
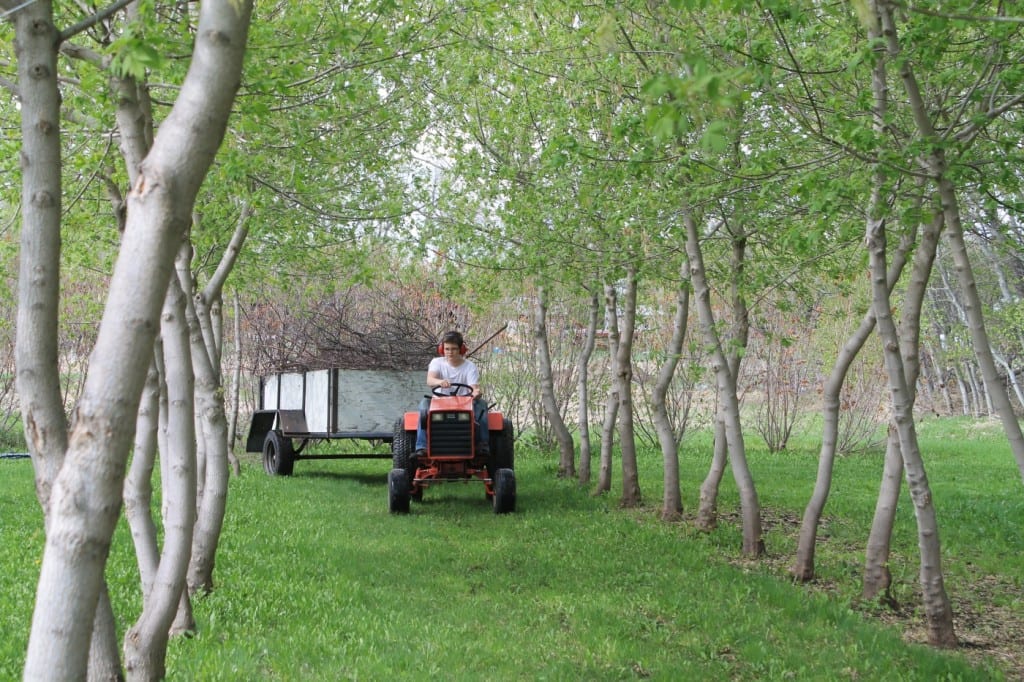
[{"x1": 1, "y1": 416, "x2": 1020, "y2": 680}]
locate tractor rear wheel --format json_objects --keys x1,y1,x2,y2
[
  {"x1": 263, "y1": 431, "x2": 295, "y2": 476},
  {"x1": 392, "y1": 418, "x2": 414, "y2": 471},
  {"x1": 392, "y1": 418, "x2": 422, "y2": 501},
  {"x1": 493, "y1": 468, "x2": 516, "y2": 514},
  {"x1": 388, "y1": 468, "x2": 411, "y2": 514}
]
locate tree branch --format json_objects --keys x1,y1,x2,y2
[{"x1": 59, "y1": 0, "x2": 135, "y2": 43}]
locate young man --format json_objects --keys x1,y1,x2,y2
[{"x1": 414, "y1": 331, "x2": 489, "y2": 456}]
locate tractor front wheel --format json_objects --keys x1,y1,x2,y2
[
  {"x1": 493, "y1": 468, "x2": 516, "y2": 514},
  {"x1": 388, "y1": 468, "x2": 411, "y2": 514}
]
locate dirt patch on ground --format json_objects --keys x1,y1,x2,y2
[
  {"x1": 719, "y1": 508, "x2": 1024, "y2": 679},
  {"x1": 874, "y1": 574, "x2": 1024, "y2": 680}
]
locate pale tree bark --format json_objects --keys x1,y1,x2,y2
[
  {"x1": 22, "y1": 2, "x2": 254, "y2": 677},
  {"x1": 863, "y1": 209, "x2": 942, "y2": 600},
  {"x1": 185, "y1": 205, "x2": 248, "y2": 508},
  {"x1": 11, "y1": 0, "x2": 68, "y2": 545},
  {"x1": 124, "y1": 361, "x2": 162, "y2": 599},
  {"x1": 616, "y1": 265, "x2": 642, "y2": 508},
  {"x1": 791, "y1": 208, "x2": 918, "y2": 582},
  {"x1": 693, "y1": 218, "x2": 751, "y2": 538},
  {"x1": 534, "y1": 285, "x2": 576, "y2": 477},
  {"x1": 652, "y1": 265, "x2": 689, "y2": 522},
  {"x1": 179, "y1": 240, "x2": 237, "y2": 595},
  {"x1": 9, "y1": 2, "x2": 122, "y2": 677},
  {"x1": 576, "y1": 288, "x2": 600, "y2": 487},
  {"x1": 226, "y1": 291, "x2": 243, "y2": 475},
  {"x1": 123, "y1": 271, "x2": 197, "y2": 681},
  {"x1": 922, "y1": 335, "x2": 954, "y2": 416},
  {"x1": 934, "y1": 258, "x2": 1022, "y2": 412},
  {"x1": 966, "y1": 363, "x2": 988, "y2": 414},
  {"x1": 977, "y1": 237, "x2": 1015, "y2": 304},
  {"x1": 952, "y1": 363, "x2": 971, "y2": 415},
  {"x1": 683, "y1": 206, "x2": 763, "y2": 556},
  {"x1": 993, "y1": 351, "x2": 1024, "y2": 411},
  {"x1": 114, "y1": 9, "x2": 194, "y2": 647},
  {"x1": 861, "y1": 5, "x2": 955, "y2": 645},
  {"x1": 89, "y1": 586, "x2": 123, "y2": 682},
  {"x1": 881, "y1": 0, "x2": 1024, "y2": 484},
  {"x1": 695, "y1": 419, "x2": 727, "y2": 531},
  {"x1": 595, "y1": 283, "x2": 620, "y2": 495},
  {"x1": 865, "y1": 211, "x2": 956, "y2": 645}
]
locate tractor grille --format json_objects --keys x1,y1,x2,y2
[{"x1": 429, "y1": 412, "x2": 473, "y2": 456}]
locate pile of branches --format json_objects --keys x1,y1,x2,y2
[
  {"x1": 242, "y1": 284, "x2": 469, "y2": 375},
  {"x1": 311, "y1": 315, "x2": 437, "y2": 371}
]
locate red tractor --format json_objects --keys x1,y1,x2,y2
[{"x1": 389, "y1": 383, "x2": 515, "y2": 514}]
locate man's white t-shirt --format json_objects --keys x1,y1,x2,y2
[{"x1": 428, "y1": 356, "x2": 480, "y2": 394}]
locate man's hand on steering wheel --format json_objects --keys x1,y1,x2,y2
[{"x1": 432, "y1": 382, "x2": 480, "y2": 398}]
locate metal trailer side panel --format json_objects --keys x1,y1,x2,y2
[
  {"x1": 334, "y1": 369, "x2": 424, "y2": 434},
  {"x1": 277, "y1": 373, "x2": 305, "y2": 411},
  {"x1": 262, "y1": 374, "x2": 281, "y2": 410},
  {"x1": 303, "y1": 369, "x2": 331, "y2": 433}
]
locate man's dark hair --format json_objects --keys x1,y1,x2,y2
[{"x1": 441, "y1": 330, "x2": 465, "y2": 348}]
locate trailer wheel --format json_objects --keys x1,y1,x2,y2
[
  {"x1": 263, "y1": 431, "x2": 295, "y2": 476},
  {"x1": 493, "y1": 468, "x2": 516, "y2": 514},
  {"x1": 388, "y1": 468, "x2": 411, "y2": 514},
  {"x1": 488, "y1": 418, "x2": 515, "y2": 479}
]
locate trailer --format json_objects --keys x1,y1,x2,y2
[{"x1": 246, "y1": 368, "x2": 424, "y2": 475}]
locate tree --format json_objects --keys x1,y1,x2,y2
[
  {"x1": 650, "y1": 263, "x2": 689, "y2": 521},
  {"x1": 8, "y1": 1, "x2": 254, "y2": 677},
  {"x1": 683, "y1": 201, "x2": 764, "y2": 556},
  {"x1": 534, "y1": 284, "x2": 577, "y2": 476}
]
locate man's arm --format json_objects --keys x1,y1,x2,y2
[{"x1": 427, "y1": 368, "x2": 448, "y2": 389}]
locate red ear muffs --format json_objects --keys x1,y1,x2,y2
[{"x1": 438, "y1": 342, "x2": 469, "y2": 355}]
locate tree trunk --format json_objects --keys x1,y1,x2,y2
[
  {"x1": 793, "y1": 305, "x2": 880, "y2": 580},
  {"x1": 23, "y1": 3, "x2": 254, "y2": 676},
  {"x1": 12, "y1": 3, "x2": 123, "y2": 676},
  {"x1": 226, "y1": 291, "x2": 243, "y2": 475},
  {"x1": 14, "y1": 0, "x2": 69, "y2": 505},
  {"x1": 124, "y1": 273, "x2": 198, "y2": 681},
  {"x1": 683, "y1": 206, "x2": 763, "y2": 556},
  {"x1": 616, "y1": 266, "x2": 642, "y2": 508},
  {"x1": 792, "y1": 209, "x2": 920, "y2": 581},
  {"x1": 693, "y1": 217, "x2": 750, "y2": 533},
  {"x1": 695, "y1": 417, "x2": 727, "y2": 531},
  {"x1": 863, "y1": 207, "x2": 939, "y2": 600},
  {"x1": 861, "y1": 9, "x2": 956, "y2": 645},
  {"x1": 534, "y1": 285, "x2": 576, "y2": 477},
  {"x1": 89, "y1": 585, "x2": 124, "y2": 682},
  {"x1": 882, "y1": 0, "x2": 1024, "y2": 484},
  {"x1": 125, "y1": 362, "x2": 162, "y2": 596},
  {"x1": 862, "y1": 429, "x2": 901, "y2": 602},
  {"x1": 653, "y1": 266, "x2": 689, "y2": 522},
  {"x1": 576, "y1": 288, "x2": 600, "y2": 487},
  {"x1": 866, "y1": 212, "x2": 956, "y2": 645},
  {"x1": 950, "y1": 363, "x2": 969, "y2": 415},
  {"x1": 595, "y1": 284, "x2": 619, "y2": 495},
  {"x1": 178, "y1": 247, "x2": 232, "y2": 596},
  {"x1": 937, "y1": 200, "x2": 1014, "y2": 422},
  {"x1": 994, "y1": 351, "x2": 1024, "y2": 411},
  {"x1": 923, "y1": 339, "x2": 954, "y2": 416}
]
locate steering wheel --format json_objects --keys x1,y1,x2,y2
[{"x1": 433, "y1": 382, "x2": 473, "y2": 397}]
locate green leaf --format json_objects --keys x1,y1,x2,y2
[
  {"x1": 700, "y1": 120, "x2": 729, "y2": 153},
  {"x1": 108, "y1": 37, "x2": 164, "y2": 80}
]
